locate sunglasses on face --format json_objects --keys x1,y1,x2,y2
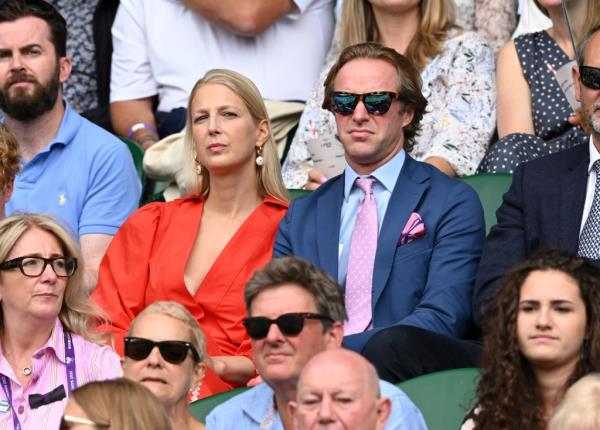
[
  {"x1": 124, "y1": 337, "x2": 201, "y2": 364},
  {"x1": 580, "y1": 65, "x2": 600, "y2": 90},
  {"x1": 243, "y1": 312, "x2": 334, "y2": 340},
  {"x1": 0, "y1": 256, "x2": 77, "y2": 278},
  {"x1": 331, "y1": 91, "x2": 401, "y2": 116}
]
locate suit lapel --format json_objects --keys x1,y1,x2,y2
[
  {"x1": 559, "y1": 143, "x2": 590, "y2": 253},
  {"x1": 316, "y1": 176, "x2": 344, "y2": 281},
  {"x1": 372, "y1": 156, "x2": 429, "y2": 306}
]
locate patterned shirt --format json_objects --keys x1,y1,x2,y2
[
  {"x1": 281, "y1": 29, "x2": 496, "y2": 187},
  {"x1": 0, "y1": 319, "x2": 122, "y2": 430},
  {"x1": 47, "y1": 0, "x2": 99, "y2": 113}
]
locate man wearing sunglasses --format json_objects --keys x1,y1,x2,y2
[
  {"x1": 475, "y1": 24, "x2": 600, "y2": 331},
  {"x1": 206, "y1": 257, "x2": 426, "y2": 430},
  {"x1": 0, "y1": 0, "x2": 141, "y2": 291},
  {"x1": 275, "y1": 42, "x2": 485, "y2": 383}
]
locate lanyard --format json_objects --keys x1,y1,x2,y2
[{"x1": 0, "y1": 330, "x2": 77, "y2": 430}]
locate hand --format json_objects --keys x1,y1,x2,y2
[
  {"x1": 304, "y1": 168, "x2": 327, "y2": 191},
  {"x1": 246, "y1": 375, "x2": 263, "y2": 387}
]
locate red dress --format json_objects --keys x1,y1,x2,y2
[{"x1": 93, "y1": 195, "x2": 288, "y2": 397}]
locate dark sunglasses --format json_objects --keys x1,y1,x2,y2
[
  {"x1": 0, "y1": 256, "x2": 77, "y2": 278},
  {"x1": 331, "y1": 91, "x2": 401, "y2": 116},
  {"x1": 124, "y1": 337, "x2": 201, "y2": 364},
  {"x1": 243, "y1": 312, "x2": 334, "y2": 340},
  {"x1": 580, "y1": 65, "x2": 600, "y2": 90}
]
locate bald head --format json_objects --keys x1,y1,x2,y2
[{"x1": 289, "y1": 349, "x2": 391, "y2": 430}]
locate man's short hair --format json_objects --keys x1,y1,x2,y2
[
  {"x1": 0, "y1": 124, "x2": 20, "y2": 190},
  {"x1": 0, "y1": 0, "x2": 67, "y2": 57},
  {"x1": 245, "y1": 257, "x2": 348, "y2": 325},
  {"x1": 321, "y1": 42, "x2": 428, "y2": 152},
  {"x1": 578, "y1": 23, "x2": 600, "y2": 66}
]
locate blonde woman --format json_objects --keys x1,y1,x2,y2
[
  {"x1": 0, "y1": 214, "x2": 122, "y2": 430},
  {"x1": 62, "y1": 378, "x2": 172, "y2": 430},
  {"x1": 123, "y1": 302, "x2": 206, "y2": 430},
  {"x1": 94, "y1": 69, "x2": 289, "y2": 398},
  {"x1": 282, "y1": 0, "x2": 496, "y2": 187}
]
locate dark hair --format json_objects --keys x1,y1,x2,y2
[
  {"x1": 245, "y1": 257, "x2": 348, "y2": 328},
  {"x1": 321, "y1": 42, "x2": 428, "y2": 152},
  {"x1": 474, "y1": 249, "x2": 600, "y2": 430},
  {"x1": 0, "y1": 0, "x2": 67, "y2": 57}
]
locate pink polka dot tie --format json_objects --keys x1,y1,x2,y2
[{"x1": 344, "y1": 177, "x2": 378, "y2": 335}]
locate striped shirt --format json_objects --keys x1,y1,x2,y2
[{"x1": 0, "y1": 319, "x2": 122, "y2": 430}]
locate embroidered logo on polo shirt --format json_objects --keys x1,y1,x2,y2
[
  {"x1": 59, "y1": 193, "x2": 67, "y2": 206},
  {"x1": 0, "y1": 400, "x2": 9, "y2": 413}
]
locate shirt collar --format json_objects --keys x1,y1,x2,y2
[
  {"x1": 241, "y1": 383, "x2": 279, "y2": 425},
  {"x1": 344, "y1": 149, "x2": 405, "y2": 201},
  {"x1": 588, "y1": 135, "x2": 600, "y2": 174},
  {"x1": 38, "y1": 319, "x2": 68, "y2": 364}
]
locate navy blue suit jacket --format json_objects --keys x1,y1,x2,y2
[
  {"x1": 474, "y1": 143, "x2": 589, "y2": 329},
  {"x1": 274, "y1": 155, "x2": 485, "y2": 352}
]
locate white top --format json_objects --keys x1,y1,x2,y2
[
  {"x1": 110, "y1": 0, "x2": 334, "y2": 111},
  {"x1": 580, "y1": 136, "x2": 600, "y2": 234}
]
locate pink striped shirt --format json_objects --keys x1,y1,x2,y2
[{"x1": 0, "y1": 319, "x2": 122, "y2": 430}]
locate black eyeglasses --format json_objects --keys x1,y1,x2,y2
[
  {"x1": 243, "y1": 312, "x2": 334, "y2": 340},
  {"x1": 331, "y1": 91, "x2": 400, "y2": 116},
  {"x1": 124, "y1": 337, "x2": 201, "y2": 364},
  {"x1": 0, "y1": 256, "x2": 77, "y2": 278},
  {"x1": 580, "y1": 65, "x2": 600, "y2": 90}
]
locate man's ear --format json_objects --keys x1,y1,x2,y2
[
  {"x1": 573, "y1": 64, "x2": 582, "y2": 102},
  {"x1": 288, "y1": 400, "x2": 299, "y2": 429},
  {"x1": 375, "y1": 397, "x2": 392, "y2": 430},
  {"x1": 324, "y1": 321, "x2": 344, "y2": 350},
  {"x1": 58, "y1": 57, "x2": 72, "y2": 84},
  {"x1": 400, "y1": 107, "x2": 415, "y2": 129}
]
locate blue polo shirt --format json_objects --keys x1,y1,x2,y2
[{"x1": 6, "y1": 102, "x2": 141, "y2": 238}]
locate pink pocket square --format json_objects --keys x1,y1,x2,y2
[{"x1": 398, "y1": 212, "x2": 425, "y2": 246}]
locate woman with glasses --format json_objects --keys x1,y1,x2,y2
[
  {"x1": 282, "y1": 0, "x2": 496, "y2": 188},
  {"x1": 0, "y1": 213, "x2": 122, "y2": 430},
  {"x1": 122, "y1": 301, "x2": 205, "y2": 430},
  {"x1": 461, "y1": 249, "x2": 600, "y2": 430},
  {"x1": 93, "y1": 69, "x2": 289, "y2": 398},
  {"x1": 478, "y1": 0, "x2": 600, "y2": 173},
  {"x1": 61, "y1": 378, "x2": 172, "y2": 430}
]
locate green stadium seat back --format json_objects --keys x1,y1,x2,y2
[
  {"x1": 459, "y1": 173, "x2": 512, "y2": 234},
  {"x1": 188, "y1": 387, "x2": 250, "y2": 422}
]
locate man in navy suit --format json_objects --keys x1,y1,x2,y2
[
  {"x1": 274, "y1": 42, "x2": 485, "y2": 382},
  {"x1": 474, "y1": 25, "x2": 600, "y2": 329}
]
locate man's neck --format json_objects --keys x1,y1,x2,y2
[
  {"x1": 272, "y1": 381, "x2": 297, "y2": 430},
  {"x1": 5, "y1": 99, "x2": 65, "y2": 161}
]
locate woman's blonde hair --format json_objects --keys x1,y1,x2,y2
[
  {"x1": 128, "y1": 301, "x2": 207, "y2": 361},
  {"x1": 534, "y1": 0, "x2": 600, "y2": 46},
  {"x1": 182, "y1": 69, "x2": 289, "y2": 203},
  {"x1": 340, "y1": 0, "x2": 456, "y2": 71},
  {"x1": 0, "y1": 213, "x2": 106, "y2": 343},
  {"x1": 0, "y1": 124, "x2": 20, "y2": 190},
  {"x1": 549, "y1": 373, "x2": 600, "y2": 430},
  {"x1": 71, "y1": 378, "x2": 173, "y2": 430}
]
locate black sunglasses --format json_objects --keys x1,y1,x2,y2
[
  {"x1": 580, "y1": 65, "x2": 600, "y2": 90},
  {"x1": 0, "y1": 256, "x2": 77, "y2": 278},
  {"x1": 243, "y1": 312, "x2": 334, "y2": 340},
  {"x1": 331, "y1": 91, "x2": 401, "y2": 116},
  {"x1": 124, "y1": 337, "x2": 201, "y2": 364}
]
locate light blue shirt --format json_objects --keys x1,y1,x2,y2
[
  {"x1": 206, "y1": 379, "x2": 427, "y2": 430},
  {"x1": 338, "y1": 149, "x2": 405, "y2": 286},
  {"x1": 6, "y1": 102, "x2": 141, "y2": 237}
]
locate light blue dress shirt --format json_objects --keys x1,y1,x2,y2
[
  {"x1": 206, "y1": 379, "x2": 427, "y2": 430},
  {"x1": 338, "y1": 149, "x2": 405, "y2": 286}
]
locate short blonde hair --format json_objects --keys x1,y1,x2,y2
[
  {"x1": 71, "y1": 378, "x2": 173, "y2": 430},
  {"x1": 128, "y1": 301, "x2": 206, "y2": 361},
  {"x1": 340, "y1": 0, "x2": 456, "y2": 71},
  {"x1": 549, "y1": 373, "x2": 600, "y2": 430},
  {"x1": 182, "y1": 69, "x2": 289, "y2": 203},
  {"x1": 0, "y1": 124, "x2": 20, "y2": 190},
  {"x1": 0, "y1": 213, "x2": 106, "y2": 343}
]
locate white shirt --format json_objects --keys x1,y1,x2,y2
[
  {"x1": 110, "y1": 0, "x2": 334, "y2": 112},
  {"x1": 579, "y1": 136, "x2": 600, "y2": 234}
]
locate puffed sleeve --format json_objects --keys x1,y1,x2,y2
[{"x1": 92, "y1": 203, "x2": 164, "y2": 355}]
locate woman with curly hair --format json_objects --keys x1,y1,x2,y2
[
  {"x1": 0, "y1": 124, "x2": 20, "y2": 218},
  {"x1": 462, "y1": 248, "x2": 600, "y2": 430}
]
